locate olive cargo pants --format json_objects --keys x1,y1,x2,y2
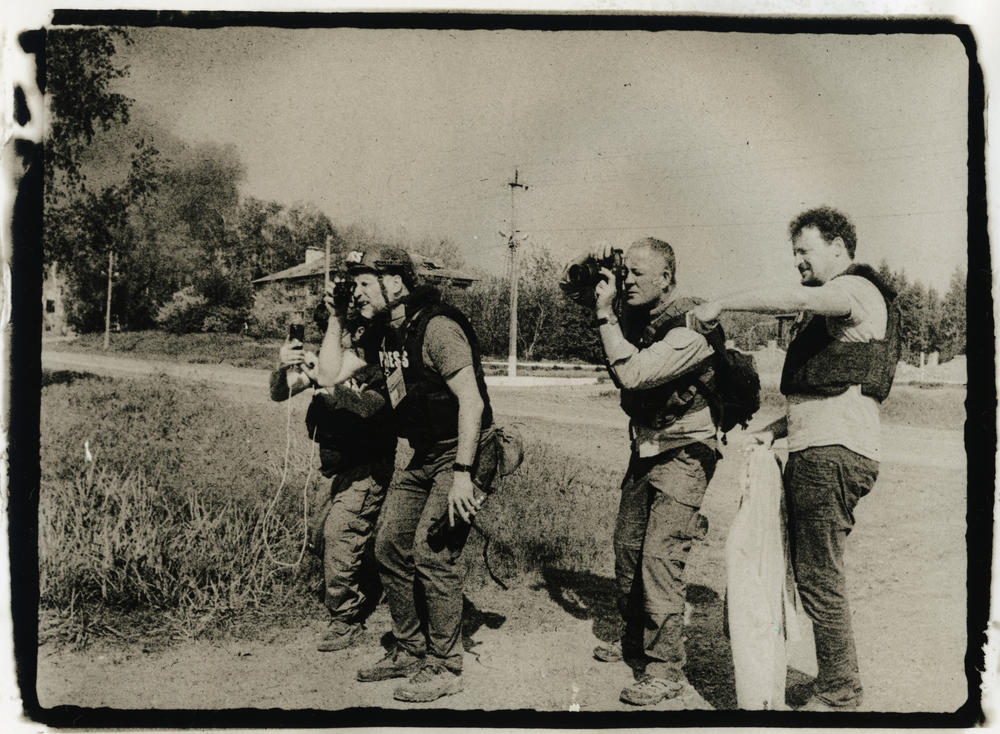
[
  {"x1": 309, "y1": 461, "x2": 393, "y2": 623},
  {"x1": 614, "y1": 440, "x2": 718, "y2": 681}
]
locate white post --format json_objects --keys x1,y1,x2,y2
[{"x1": 103, "y1": 249, "x2": 113, "y2": 350}]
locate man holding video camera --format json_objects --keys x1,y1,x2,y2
[
  {"x1": 270, "y1": 301, "x2": 396, "y2": 653},
  {"x1": 563, "y1": 237, "x2": 723, "y2": 706},
  {"x1": 313, "y1": 247, "x2": 500, "y2": 704}
]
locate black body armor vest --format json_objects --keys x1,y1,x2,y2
[
  {"x1": 779, "y1": 263, "x2": 901, "y2": 403},
  {"x1": 305, "y1": 361, "x2": 396, "y2": 476},
  {"x1": 378, "y1": 287, "x2": 493, "y2": 446}
]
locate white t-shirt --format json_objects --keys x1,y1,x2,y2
[{"x1": 786, "y1": 275, "x2": 888, "y2": 462}]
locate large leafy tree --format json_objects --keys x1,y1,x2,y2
[
  {"x1": 44, "y1": 27, "x2": 133, "y2": 198},
  {"x1": 938, "y1": 267, "x2": 966, "y2": 362},
  {"x1": 55, "y1": 143, "x2": 160, "y2": 331},
  {"x1": 44, "y1": 27, "x2": 168, "y2": 333},
  {"x1": 233, "y1": 198, "x2": 337, "y2": 279},
  {"x1": 160, "y1": 142, "x2": 245, "y2": 254}
]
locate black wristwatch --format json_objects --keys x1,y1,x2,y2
[
  {"x1": 452, "y1": 462, "x2": 474, "y2": 474},
  {"x1": 594, "y1": 312, "x2": 618, "y2": 327}
]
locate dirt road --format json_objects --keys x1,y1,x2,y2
[{"x1": 35, "y1": 350, "x2": 971, "y2": 716}]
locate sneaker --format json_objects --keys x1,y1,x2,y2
[
  {"x1": 317, "y1": 621, "x2": 362, "y2": 652},
  {"x1": 356, "y1": 645, "x2": 424, "y2": 682},
  {"x1": 393, "y1": 661, "x2": 464, "y2": 703},
  {"x1": 619, "y1": 674, "x2": 684, "y2": 706},
  {"x1": 593, "y1": 640, "x2": 623, "y2": 662}
]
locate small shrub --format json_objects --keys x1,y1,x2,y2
[
  {"x1": 157, "y1": 287, "x2": 209, "y2": 334},
  {"x1": 248, "y1": 285, "x2": 295, "y2": 340}
]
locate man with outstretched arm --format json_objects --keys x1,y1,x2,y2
[
  {"x1": 566, "y1": 237, "x2": 724, "y2": 706},
  {"x1": 690, "y1": 206, "x2": 900, "y2": 711},
  {"x1": 314, "y1": 247, "x2": 499, "y2": 704}
]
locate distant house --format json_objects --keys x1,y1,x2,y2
[
  {"x1": 251, "y1": 247, "x2": 480, "y2": 324},
  {"x1": 42, "y1": 262, "x2": 71, "y2": 336}
]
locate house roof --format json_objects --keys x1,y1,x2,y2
[{"x1": 252, "y1": 250, "x2": 480, "y2": 286}]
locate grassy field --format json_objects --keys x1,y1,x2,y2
[{"x1": 38, "y1": 369, "x2": 626, "y2": 648}]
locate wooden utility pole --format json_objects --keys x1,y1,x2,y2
[
  {"x1": 103, "y1": 249, "x2": 114, "y2": 350},
  {"x1": 503, "y1": 169, "x2": 528, "y2": 378}
]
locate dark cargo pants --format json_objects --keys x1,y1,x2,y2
[
  {"x1": 311, "y1": 461, "x2": 393, "y2": 623},
  {"x1": 785, "y1": 445, "x2": 878, "y2": 706},
  {"x1": 614, "y1": 440, "x2": 717, "y2": 681},
  {"x1": 374, "y1": 432, "x2": 499, "y2": 673}
]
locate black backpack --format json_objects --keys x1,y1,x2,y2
[{"x1": 700, "y1": 334, "x2": 762, "y2": 439}]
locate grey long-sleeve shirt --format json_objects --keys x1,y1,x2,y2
[{"x1": 599, "y1": 315, "x2": 718, "y2": 457}]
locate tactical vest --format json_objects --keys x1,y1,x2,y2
[
  {"x1": 305, "y1": 362, "x2": 396, "y2": 476},
  {"x1": 780, "y1": 263, "x2": 901, "y2": 403},
  {"x1": 378, "y1": 287, "x2": 494, "y2": 445},
  {"x1": 616, "y1": 296, "x2": 723, "y2": 430}
]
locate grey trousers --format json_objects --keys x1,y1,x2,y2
[{"x1": 785, "y1": 444, "x2": 878, "y2": 705}]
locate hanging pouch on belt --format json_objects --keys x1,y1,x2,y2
[{"x1": 493, "y1": 423, "x2": 525, "y2": 478}]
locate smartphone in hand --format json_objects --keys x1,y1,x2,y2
[{"x1": 288, "y1": 323, "x2": 305, "y2": 343}]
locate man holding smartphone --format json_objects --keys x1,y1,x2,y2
[{"x1": 270, "y1": 301, "x2": 396, "y2": 652}]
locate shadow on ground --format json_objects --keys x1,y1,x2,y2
[
  {"x1": 534, "y1": 567, "x2": 621, "y2": 642},
  {"x1": 682, "y1": 583, "x2": 736, "y2": 709},
  {"x1": 535, "y1": 567, "x2": 817, "y2": 710},
  {"x1": 462, "y1": 595, "x2": 507, "y2": 660},
  {"x1": 42, "y1": 369, "x2": 107, "y2": 388},
  {"x1": 374, "y1": 594, "x2": 507, "y2": 657}
]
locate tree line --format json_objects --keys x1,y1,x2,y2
[
  {"x1": 44, "y1": 28, "x2": 966, "y2": 366},
  {"x1": 446, "y1": 252, "x2": 967, "y2": 366}
]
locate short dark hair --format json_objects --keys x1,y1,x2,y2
[
  {"x1": 789, "y1": 206, "x2": 857, "y2": 258},
  {"x1": 630, "y1": 236, "x2": 677, "y2": 285}
]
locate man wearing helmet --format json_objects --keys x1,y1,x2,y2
[{"x1": 315, "y1": 247, "x2": 499, "y2": 704}]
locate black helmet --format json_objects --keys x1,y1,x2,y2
[{"x1": 344, "y1": 247, "x2": 416, "y2": 285}]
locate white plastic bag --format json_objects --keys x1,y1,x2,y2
[{"x1": 725, "y1": 445, "x2": 801, "y2": 710}]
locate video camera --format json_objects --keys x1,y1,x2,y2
[
  {"x1": 330, "y1": 275, "x2": 355, "y2": 315},
  {"x1": 560, "y1": 248, "x2": 627, "y2": 301}
]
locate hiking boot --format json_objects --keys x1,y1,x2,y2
[
  {"x1": 800, "y1": 687, "x2": 863, "y2": 711},
  {"x1": 356, "y1": 645, "x2": 424, "y2": 682},
  {"x1": 317, "y1": 620, "x2": 363, "y2": 652},
  {"x1": 798, "y1": 695, "x2": 859, "y2": 712},
  {"x1": 593, "y1": 640, "x2": 623, "y2": 662},
  {"x1": 393, "y1": 661, "x2": 464, "y2": 703},
  {"x1": 619, "y1": 674, "x2": 684, "y2": 706}
]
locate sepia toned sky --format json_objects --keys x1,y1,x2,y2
[{"x1": 111, "y1": 24, "x2": 971, "y2": 295}]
